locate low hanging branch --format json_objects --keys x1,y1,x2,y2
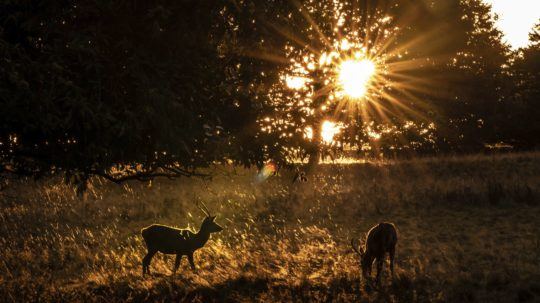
[{"x1": 91, "y1": 166, "x2": 211, "y2": 184}]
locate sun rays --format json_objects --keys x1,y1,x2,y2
[{"x1": 253, "y1": 0, "x2": 439, "y2": 149}]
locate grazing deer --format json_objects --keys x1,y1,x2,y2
[
  {"x1": 351, "y1": 222, "x2": 397, "y2": 283},
  {"x1": 292, "y1": 170, "x2": 308, "y2": 184},
  {"x1": 141, "y1": 202, "x2": 223, "y2": 276}
]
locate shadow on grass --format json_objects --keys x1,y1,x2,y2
[
  {"x1": 24, "y1": 272, "x2": 436, "y2": 302},
  {"x1": 4, "y1": 269, "x2": 539, "y2": 302},
  {"x1": 7, "y1": 271, "x2": 537, "y2": 302}
]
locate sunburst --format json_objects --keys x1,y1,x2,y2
[
  {"x1": 252, "y1": 0, "x2": 436, "y2": 150},
  {"x1": 338, "y1": 58, "x2": 376, "y2": 98}
]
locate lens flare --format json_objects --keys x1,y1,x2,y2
[
  {"x1": 255, "y1": 162, "x2": 277, "y2": 183},
  {"x1": 338, "y1": 59, "x2": 376, "y2": 98}
]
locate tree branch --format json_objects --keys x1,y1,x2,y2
[{"x1": 91, "y1": 167, "x2": 210, "y2": 184}]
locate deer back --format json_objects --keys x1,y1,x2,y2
[
  {"x1": 141, "y1": 224, "x2": 197, "y2": 254},
  {"x1": 365, "y1": 222, "x2": 397, "y2": 257}
]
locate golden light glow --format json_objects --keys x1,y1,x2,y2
[
  {"x1": 321, "y1": 121, "x2": 341, "y2": 144},
  {"x1": 338, "y1": 59, "x2": 376, "y2": 98},
  {"x1": 266, "y1": 2, "x2": 437, "y2": 161},
  {"x1": 285, "y1": 76, "x2": 307, "y2": 90},
  {"x1": 304, "y1": 126, "x2": 314, "y2": 140}
]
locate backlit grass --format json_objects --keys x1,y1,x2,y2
[{"x1": 1, "y1": 153, "x2": 540, "y2": 302}]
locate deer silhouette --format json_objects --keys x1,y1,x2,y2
[
  {"x1": 351, "y1": 222, "x2": 397, "y2": 283},
  {"x1": 141, "y1": 202, "x2": 223, "y2": 276}
]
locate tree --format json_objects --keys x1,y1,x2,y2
[
  {"x1": 400, "y1": 0, "x2": 511, "y2": 152},
  {"x1": 221, "y1": 0, "x2": 440, "y2": 166},
  {"x1": 506, "y1": 21, "x2": 540, "y2": 149},
  {"x1": 0, "y1": 0, "x2": 519, "y2": 186},
  {"x1": 222, "y1": 0, "x2": 512, "y2": 163},
  {"x1": 0, "y1": 1, "x2": 246, "y2": 183}
]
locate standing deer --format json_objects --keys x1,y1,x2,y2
[
  {"x1": 141, "y1": 202, "x2": 223, "y2": 276},
  {"x1": 351, "y1": 222, "x2": 397, "y2": 283}
]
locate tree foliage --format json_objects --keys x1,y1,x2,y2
[
  {"x1": 0, "y1": 0, "x2": 538, "y2": 183},
  {"x1": 1, "y1": 0, "x2": 243, "y2": 182},
  {"x1": 223, "y1": 0, "x2": 512, "y2": 160},
  {"x1": 506, "y1": 21, "x2": 540, "y2": 149}
]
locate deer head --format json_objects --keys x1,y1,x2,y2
[
  {"x1": 197, "y1": 201, "x2": 223, "y2": 233},
  {"x1": 351, "y1": 237, "x2": 371, "y2": 277}
]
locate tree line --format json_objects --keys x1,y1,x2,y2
[{"x1": 1, "y1": 0, "x2": 539, "y2": 182}]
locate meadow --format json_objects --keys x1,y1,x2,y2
[{"x1": 1, "y1": 153, "x2": 540, "y2": 302}]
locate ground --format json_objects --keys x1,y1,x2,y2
[{"x1": 1, "y1": 153, "x2": 540, "y2": 302}]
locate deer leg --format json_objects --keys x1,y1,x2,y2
[
  {"x1": 389, "y1": 247, "x2": 396, "y2": 277},
  {"x1": 172, "y1": 254, "x2": 182, "y2": 275},
  {"x1": 142, "y1": 250, "x2": 157, "y2": 276},
  {"x1": 188, "y1": 253, "x2": 196, "y2": 271},
  {"x1": 375, "y1": 258, "x2": 383, "y2": 283}
]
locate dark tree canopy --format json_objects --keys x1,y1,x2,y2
[
  {"x1": 1, "y1": 1, "x2": 242, "y2": 182},
  {"x1": 505, "y1": 21, "x2": 540, "y2": 149},
  {"x1": 1, "y1": 0, "x2": 538, "y2": 183}
]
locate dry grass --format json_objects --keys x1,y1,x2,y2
[{"x1": 1, "y1": 152, "x2": 540, "y2": 302}]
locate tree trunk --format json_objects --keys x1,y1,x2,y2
[{"x1": 307, "y1": 120, "x2": 322, "y2": 170}]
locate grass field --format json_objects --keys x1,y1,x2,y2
[{"x1": 1, "y1": 153, "x2": 540, "y2": 302}]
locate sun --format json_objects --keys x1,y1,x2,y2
[{"x1": 338, "y1": 59, "x2": 376, "y2": 98}]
